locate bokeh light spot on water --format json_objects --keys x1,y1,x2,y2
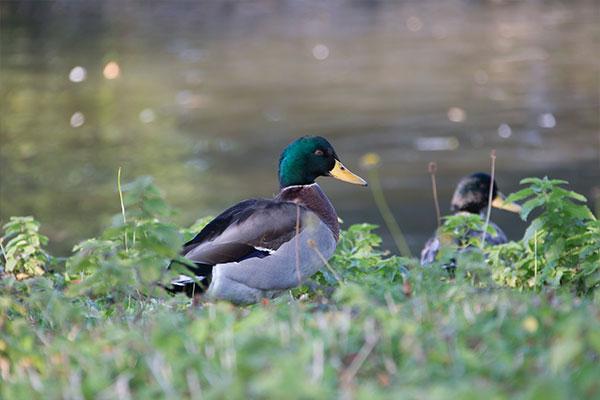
[
  {"x1": 538, "y1": 113, "x2": 556, "y2": 128},
  {"x1": 68, "y1": 66, "x2": 87, "y2": 83},
  {"x1": 103, "y1": 61, "x2": 120, "y2": 79},
  {"x1": 70, "y1": 112, "x2": 85, "y2": 128},
  {"x1": 406, "y1": 16, "x2": 423, "y2": 32},
  {"x1": 360, "y1": 152, "x2": 381, "y2": 170},
  {"x1": 415, "y1": 137, "x2": 459, "y2": 151},
  {"x1": 447, "y1": 107, "x2": 466, "y2": 122},
  {"x1": 139, "y1": 108, "x2": 156, "y2": 124},
  {"x1": 498, "y1": 123, "x2": 512, "y2": 139},
  {"x1": 312, "y1": 44, "x2": 329, "y2": 61}
]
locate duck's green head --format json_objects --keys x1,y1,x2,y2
[
  {"x1": 451, "y1": 172, "x2": 521, "y2": 214},
  {"x1": 278, "y1": 136, "x2": 367, "y2": 188}
]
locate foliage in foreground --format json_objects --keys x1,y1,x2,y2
[
  {"x1": 0, "y1": 176, "x2": 599, "y2": 399},
  {"x1": 0, "y1": 217, "x2": 49, "y2": 280}
]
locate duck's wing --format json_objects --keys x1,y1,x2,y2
[
  {"x1": 168, "y1": 198, "x2": 309, "y2": 293},
  {"x1": 182, "y1": 199, "x2": 307, "y2": 265},
  {"x1": 466, "y1": 221, "x2": 508, "y2": 245},
  {"x1": 420, "y1": 221, "x2": 509, "y2": 267},
  {"x1": 420, "y1": 236, "x2": 440, "y2": 265},
  {"x1": 481, "y1": 221, "x2": 508, "y2": 245}
]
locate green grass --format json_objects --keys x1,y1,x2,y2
[{"x1": 1, "y1": 176, "x2": 598, "y2": 399}]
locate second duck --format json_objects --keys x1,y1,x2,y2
[{"x1": 420, "y1": 172, "x2": 521, "y2": 265}]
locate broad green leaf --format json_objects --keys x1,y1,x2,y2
[
  {"x1": 520, "y1": 197, "x2": 545, "y2": 221},
  {"x1": 523, "y1": 218, "x2": 544, "y2": 243},
  {"x1": 520, "y1": 177, "x2": 543, "y2": 185},
  {"x1": 505, "y1": 188, "x2": 534, "y2": 203}
]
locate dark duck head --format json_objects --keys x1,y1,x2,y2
[
  {"x1": 450, "y1": 172, "x2": 521, "y2": 215},
  {"x1": 276, "y1": 136, "x2": 367, "y2": 240},
  {"x1": 278, "y1": 136, "x2": 367, "y2": 188}
]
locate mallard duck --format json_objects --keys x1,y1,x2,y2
[
  {"x1": 169, "y1": 136, "x2": 367, "y2": 304},
  {"x1": 420, "y1": 172, "x2": 521, "y2": 265}
]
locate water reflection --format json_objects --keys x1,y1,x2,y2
[{"x1": 1, "y1": 0, "x2": 598, "y2": 255}]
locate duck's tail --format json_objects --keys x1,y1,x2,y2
[{"x1": 164, "y1": 260, "x2": 213, "y2": 297}]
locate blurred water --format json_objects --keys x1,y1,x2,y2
[{"x1": 1, "y1": 0, "x2": 598, "y2": 255}]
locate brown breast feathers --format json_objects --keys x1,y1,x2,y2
[{"x1": 275, "y1": 184, "x2": 340, "y2": 241}]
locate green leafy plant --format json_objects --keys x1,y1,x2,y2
[
  {"x1": 66, "y1": 176, "x2": 184, "y2": 300},
  {"x1": 295, "y1": 224, "x2": 415, "y2": 301},
  {"x1": 0, "y1": 216, "x2": 49, "y2": 279},
  {"x1": 491, "y1": 177, "x2": 599, "y2": 293},
  {"x1": 424, "y1": 213, "x2": 500, "y2": 284},
  {"x1": 438, "y1": 213, "x2": 498, "y2": 249}
]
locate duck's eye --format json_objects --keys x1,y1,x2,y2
[{"x1": 314, "y1": 149, "x2": 325, "y2": 156}]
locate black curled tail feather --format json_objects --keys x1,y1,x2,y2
[
  {"x1": 162, "y1": 274, "x2": 212, "y2": 297},
  {"x1": 164, "y1": 259, "x2": 214, "y2": 297}
]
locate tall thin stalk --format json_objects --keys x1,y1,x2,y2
[
  {"x1": 480, "y1": 150, "x2": 496, "y2": 247},
  {"x1": 533, "y1": 230, "x2": 538, "y2": 285},
  {"x1": 117, "y1": 167, "x2": 128, "y2": 252},
  {"x1": 428, "y1": 162, "x2": 442, "y2": 228},
  {"x1": 0, "y1": 238, "x2": 7, "y2": 265},
  {"x1": 294, "y1": 204, "x2": 302, "y2": 285},
  {"x1": 367, "y1": 167, "x2": 412, "y2": 258},
  {"x1": 308, "y1": 239, "x2": 343, "y2": 284}
]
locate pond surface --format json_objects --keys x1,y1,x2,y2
[{"x1": 1, "y1": 0, "x2": 598, "y2": 255}]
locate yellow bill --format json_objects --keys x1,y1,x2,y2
[
  {"x1": 329, "y1": 159, "x2": 368, "y2": 186},
  {"x1": 492, "y1": 192, "x2": 521, "y2": 213}
]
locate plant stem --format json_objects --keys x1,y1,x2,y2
[
  {"x1": 117, "y1": 167, "x2": 128, "y2": 252},
  {"x1": 0, "y1": 237, "x2": 7, "y2": 265},
  {"x1": 368, "y1": 168, "x2": 412, "y2": 258},
  {"x1": 534, "y1": 230, "x2": 538, "y2": 286},
  {"x1": 308, "y1": 239, "x2": 343, "y2": 284},
  {"x1": 428, "y1": 162, "x2": 442, "y2": 228},
  {"x1": 294, "y1": 204, "x2": 302, "y2": 285},
  {"x1": 341, "y1": 320, "x2": 379, "y2": 387},
  {"x1": 481, "y1": 150, "x2": 496, "y2": 248}
]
